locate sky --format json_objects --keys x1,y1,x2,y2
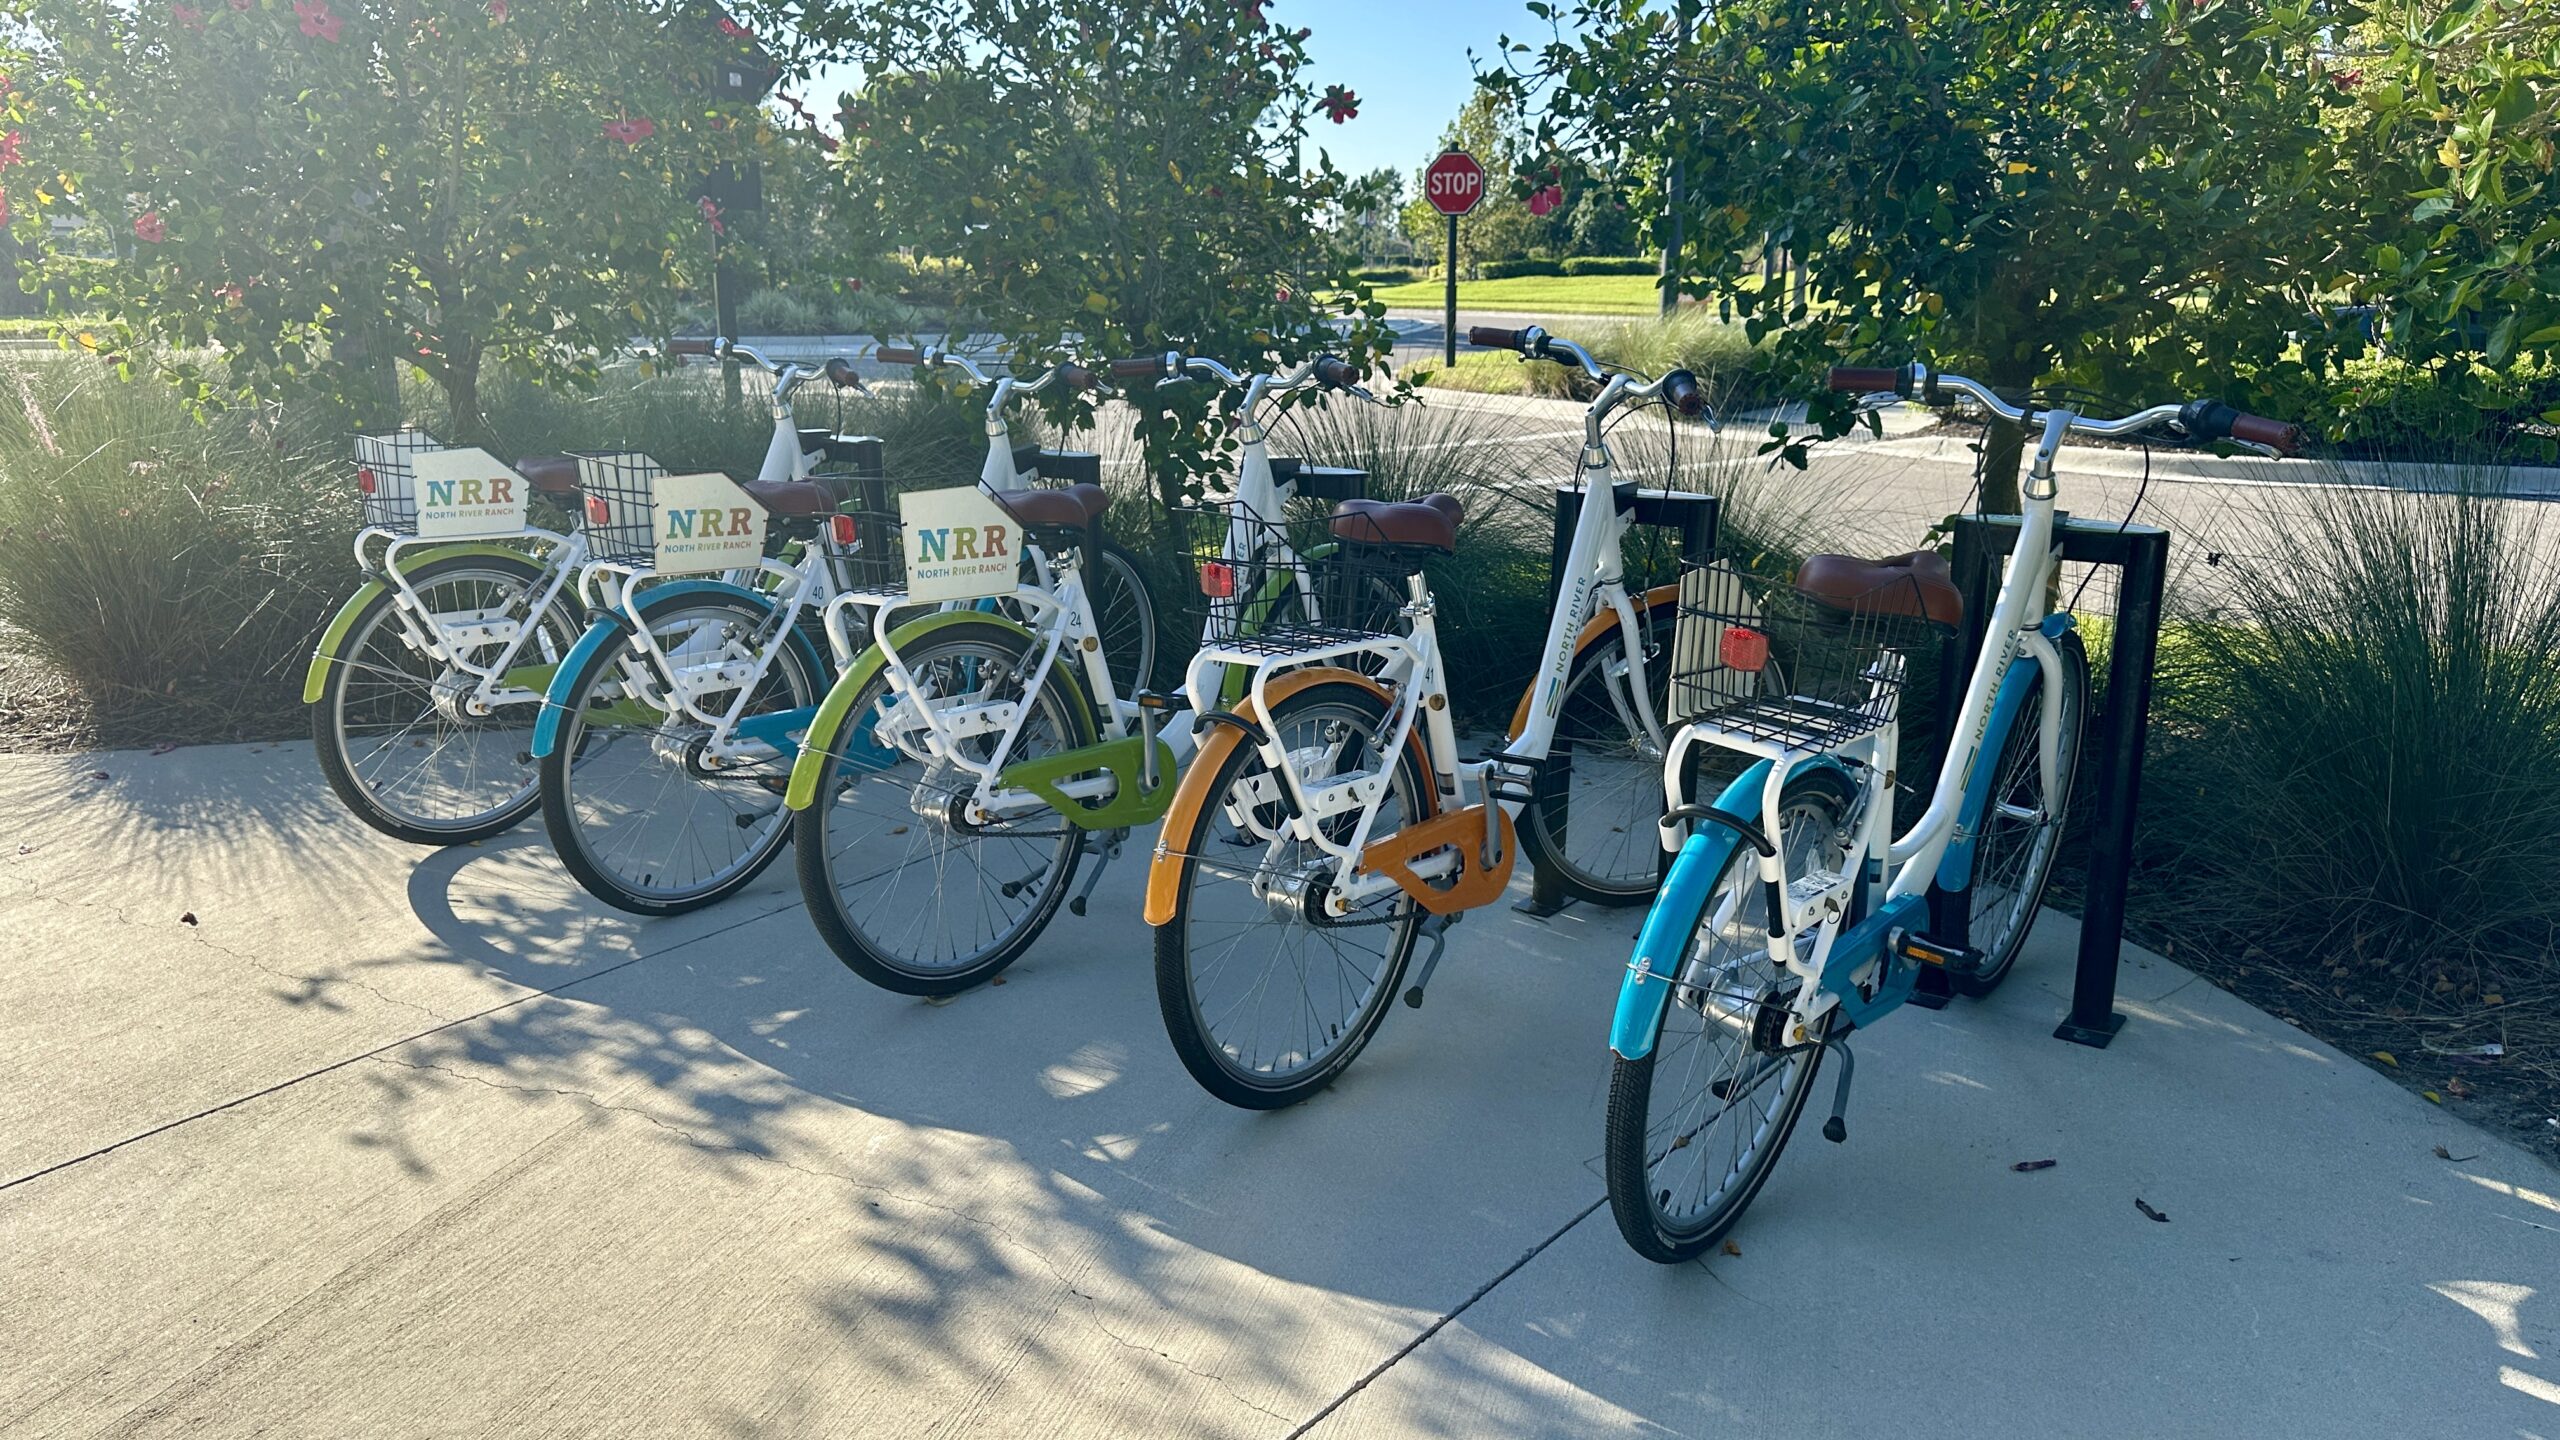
[{"x1": 796, "y1": 0, "x2": 1523, "y2": 191}]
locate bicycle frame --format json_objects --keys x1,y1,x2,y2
[
  {"x1": 1178, "y1": 344, "x2": 1689, "y2": 914},
  {"x1": 313, "y1": 524, "x2": 591, "y2": 714}
]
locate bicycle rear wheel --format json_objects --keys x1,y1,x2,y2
[
  {"x1": 1517, "y1": 593, "x2": 1677, "y2": 905},
  {"x1": 1152, "y1": 679, "x2": 1430, "y2": 1109},
  {"x1": 1956, "y1": 630, "x2": 2088, "y2": 996},
  {"x1": 794, "y1": 619, "x2": 1092, "y2": 994},
  {"x1": 540, "y1": 591, "x2": 822, "y2": 915},
  {"x1": 1604, "y1": 766, "x2": 1855, "y2": 1263},
  {"x1": 314, "y1": 553, "x2": 582, "y2": 846},
  {"x1": 1089, "y1": 540, "x2": 1158, "y2": 700}
]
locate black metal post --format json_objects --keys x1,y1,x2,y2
[{"x1": 1444, "y1": 214, "x2": 1460, "y2": 368}]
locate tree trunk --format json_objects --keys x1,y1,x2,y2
[
  {"x1": 1975, "y1": 351, "x2": 2044, "y2": 516},
  {"x1": 441, "y1": 345, "x2": 486, "y2": 449}
]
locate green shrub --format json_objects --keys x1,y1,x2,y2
[
  {"x1": 1480, "y1": 257, "x2": 1567, "y2": 280},
  {"x1": 1415, "y1": 312, "x2": 1765, "y2": 404},
  {"x1": 737, "y1": 289, "x2": 828, "y2": 336},
  {"x1": 2311, "y1": 355, "x2": 2560, "y2": 459},
  {"x1": 1560, "y1": 256, "x2": 1658, "y2": 277},
  {"x1": 1353, "y1": 267, "x2": 1417, "y2": 287},
  {"x1": 2138, "y1": 478, "x2": 2560, "y2": 1005}
]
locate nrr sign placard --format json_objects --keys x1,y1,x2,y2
[
  {"x1": 897, "y1": 485, "x2": 1019, "y2": 604},
  {"x1": 652, "y1": 472, "x2": 767, "y2": 575},
  {"x1": 411, "y1": 448, "x2": 530, "y2": 539}
]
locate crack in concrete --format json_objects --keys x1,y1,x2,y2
[{"x1": 368, "y1": 1054, "x2": 1296, "y2": 1425}]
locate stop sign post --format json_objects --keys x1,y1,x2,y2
[{"x1": 1424, "y1": 150, "x2": 1486, "y2": 364}]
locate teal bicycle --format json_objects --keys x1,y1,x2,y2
[{"x1": 1602, "y1": 363, "x2": 2300, "y2": 1262}]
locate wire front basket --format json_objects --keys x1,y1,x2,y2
[
  {"x1": 1670, "y1": 560, "x2": 1949, "y2": 751},
  {"x1": 1169, "y1": 501, "x2": 1410, "y2": 658},
  {"x1": 352, "y1": 430, "x2": 445, "y2": 533},
  {"x1": 571, "y1": 452, "x2": 665, "y2": 565}
]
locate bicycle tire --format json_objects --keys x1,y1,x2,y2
[
  {"x1": 1152, "y1": 679, "x2": 1431, "y2": 1109},
  {"x1": 539, "y1": 589, "x2": 821, "y2": 915},
  {"x1": 793, "y1": 617, "x2": 1094, "y2": 995},
  {"x1": 1604, "y1": 766, "x2": 1856, "y2": 1263},
  {"x1": 1516, "y1": 592, "x2": 1678, "y2": 906},
  {"x1": 1956, "y1": 630, "x2": 2089, "y2": 997},
  {"x1": 313, "y1": 552, "x2": 583, "y2": 846},
  {"x1": 1090, "y1": 540, "x2": 1159, "y2": 702}
]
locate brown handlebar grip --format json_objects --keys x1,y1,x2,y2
[
  {"x1": 875, "y1": 345, "x2": 924, "y2": 365},
  {"x1": 1828, "y1": 367, "x2": 1903, "y2": 393},
  {"x1": 1109, "y1": 357, "x2": 1166, "y2": 379},
  {"x1": 1312, "y1": 356, "x2": 1356, "y2": 389},
  {"x1": 665, "y1": 338, "x2": 717, "y2": 357},
  {"x1": 1055, "y1": 363, "x2": 1100, "y2": 392},
  {"x1": 1467, "y1": 326, "x2": 1525, "y2": 350},
  {"x1": 2230, "y1": 413, "x2": 2304, "y2": 454},
  {"x1": 823, "y1": 358, "x2": 860, "y2": 388},
  {"x1": 1663, "y1": 369, "x2": 1706, "y2": 419}
]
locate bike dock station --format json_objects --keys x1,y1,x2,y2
[
  {"x1": 1515, "y1": 481, "x2": 1719, "y2": 919},
  {"x1": 1922, "y1": 512, "x2": 2171, "y2": 1049}
]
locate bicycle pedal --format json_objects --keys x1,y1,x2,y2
[
  {"x1": 1401, "y1": 912, "x2": 1459, "y2": 1008},
  {"x1": 1893, "y1": 929, "x2": 1985, "y2": 978}
]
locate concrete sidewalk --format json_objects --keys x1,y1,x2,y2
[{"x1": 2, "y1": 743, "x2": 2552, "y2": 1438}]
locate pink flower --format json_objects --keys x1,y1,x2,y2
[
  {"x1": 133, "y1": 211, "x2": 167, "y2": 243},
  {"x1": 603, "y1": 115, "x2": 656, "y2": 145},
  {"x1": 1527, "y1": 184, "x2": 1563, "y2": 217},
  {"x1": 1320, "y1": 84, "x2": 1358, "y2": 124},
  {"x1": 488, "y1": 0, "x2": 508, "y2": 18},
  {"x1": 173, "y1": 2, "x2": 206, "y2": 32},
  {"x1": 698, "y1": 196, "x2": 725, "y2": 235},
  {"x1": 293, "y1": 0, "x2": 341, "y2": 41},
  {"x1": 0, "y1": 132, "x2": 20, "y2": 170},
  {"x1": 1275, "y1": 286, "x2": 1293, "y2": 303}
]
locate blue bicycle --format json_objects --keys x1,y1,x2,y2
[{"x1": 1602, "y1": 363, "x2": 2301, "y2": 1262}]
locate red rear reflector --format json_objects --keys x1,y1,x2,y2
[
  {"x1": 585, "y1": 495, "x2": 611, "y2": 527},
  {"x1": 356, "y1": 466, "x2": 376, "y2": 495},
  {"x1": 1198, "y1": 561, "x2": 1235, "y2": 598},
  {"x1": 828, "y1": 513, "x2": 858, "y2": 546},
  {"x1": 1721, "y1": 625, "x2": 1771, "y2": 671}
]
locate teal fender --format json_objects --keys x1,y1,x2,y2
[
  {"x1": 1936, "y1": 613, "x2": 2075, "y2": 894},
  {"x1": 302, "y1": 542, "x2": 544, "y2": 704},
  {"x1": 783, "y1": 609, "x2": 1069, "y2": 811},
  {"x1": 528, "y1": 580, "x2": 825, "y2": 759}
]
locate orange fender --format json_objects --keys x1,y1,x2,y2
[{"x1": 1144, "y1": 668, "x2": 1436, "y2": 927}]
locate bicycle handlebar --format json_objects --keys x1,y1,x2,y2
[
  {"x1": 1826, "y1": 363, "x2": 2304, "y2": 455},
  {"x1": 875, "y1": 344, "x2": 925, "y2": 365}
]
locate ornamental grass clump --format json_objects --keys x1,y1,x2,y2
[{"x1": 2138, "y1": 478, "x2": 2560, "y2": 1014}]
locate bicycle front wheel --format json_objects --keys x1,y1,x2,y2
[
  {"x1": 1090, "y1": 541, "x2": 1158, "y2": 699},
  {"x1": 1152, "y1": 679, "x2": 1431, "y2": 1109},
  {"x1": 540, "y1": 591, "x2": 822, "y2": 915},
  {"x1": 794, "y1": 619, "x2": 1092, "y2": 994},
  {"x1": 314, "y1": 552, "x2": 583, "y2": 846},
  {"x1": 1517, "y1": 593, "x2": 1677, "y2": 905},
  {"x1": 1604, "y1": 766, "x2": 1855, "y2": 1264},
  {"x1": 1957, "y1": 630, "x2": 2089, "y2": 996}
]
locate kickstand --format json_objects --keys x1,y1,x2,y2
[
  {"x1": 1820, "y1": 1038, "x2": 1855, "y2": 1143},
  {"x1": 1067, "y1": 829, "x2": 1125, "y2": 917},
  {"x1": 1401, "y1": 912, "x2": 1459, "y2": 1009}
]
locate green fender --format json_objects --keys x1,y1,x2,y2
[
  {"x1": 303, "y1": 542, "x2": 548, "y2": 704},
  {"x1": 784, "y1": 609, "x2": 1086, "y2": 812}
]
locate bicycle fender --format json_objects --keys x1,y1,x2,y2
[
  {"x1": 528, "y1": 581, "x2": 824, "y2": 760},
  {"x1": 1610, "y1": 758, "x2": 1770, "y2": 1060},
  {"x1": 1506, "y1": 582, "x2": 1678, "y2": 741},
  {"x1": 1935, "y1": 622, "x2": 2066, "y2": 894},
  {"x1": 301, "y1": 542, "x2": 537, "y2": 704},
  {"x1": 1142, "y1": 668, "x2": 1435, "y2": 928},
  {"x1": 781, "y1": 609, "x2": 1053, "y2": 812}
]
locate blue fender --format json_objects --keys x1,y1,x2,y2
[
  {"x1": 528, "y1": 580, "x2": 826, "y2": 759},
  {"x1": 1936, "y1": 613, "x2": 2076, "y2": 894}
]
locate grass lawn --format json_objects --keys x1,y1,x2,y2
[{"x1": 1368, "y1": 273, "x2": 1673, "y2": 316}]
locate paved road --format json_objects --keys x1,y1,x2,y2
[{"x1": 2, "y1": 742, "x2": 2551, "y2": 1437}]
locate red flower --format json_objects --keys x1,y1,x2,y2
[
  {"x1": 0, "y1": 132, "x2": 20, "y2": 170},
  {"x1": 293, "y1": 0, "x2": 341, "y2": 41},
  {"x1": 1528, "y1": 184, "x2": 1563, "y2": 217},
  {"x1": 1320, "y1": 84, "x2": 1358, "y2": 124},
  {"x1": 488, "y1": 0, "x2": 508, "y2": 18},
  {"x1": 698, "y1": 196, "x2": 725, "y2": 235},
  {"x1": 845, "y1": 278, "x2": 863, "y2": 293},
  {"x1": 173, "y1": 2, "x2": 206, "y2": 32},
  {"x1": 2331, "y1": 68, "x2": 2364, "y2": 91},
  {"x1": 1242, "y1": 0, "x2": 1266, "y2": 23},
  {"x1": 716, "y1": 16, "x2": 750, "y2": 39},
  {"x1": 1275, "y1": 285, "x2": 1293, "y2": 303},
  {"x1": 134, "y1": 211, "x2": 168, "y2": 243},
  {"x1": 213, "y1": 281, "x2": 246, "y2": 304},
  {"x1": 603, "y1": 115, "x2": 656, "y2": 145}
]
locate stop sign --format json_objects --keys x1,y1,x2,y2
[{"x1": 1424, "y1": 151, "x2": 1487, "y2": 217}]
